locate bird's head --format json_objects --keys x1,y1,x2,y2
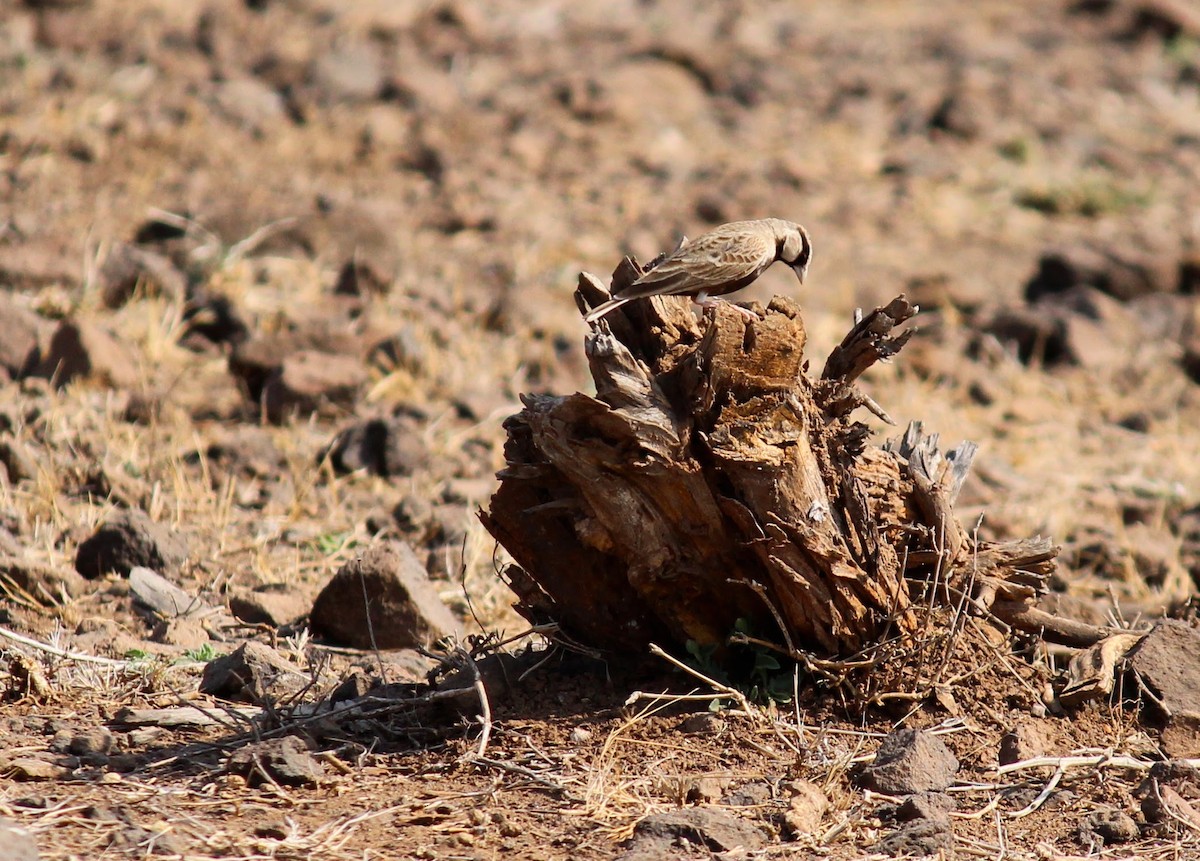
[{"x1": 778, "y1": 222, "x2": 812, "y2": 284}]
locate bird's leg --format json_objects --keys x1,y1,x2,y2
[{"x1": 693, "y1": 292, "x2": 759, "y2": 320}]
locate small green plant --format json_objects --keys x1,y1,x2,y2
[
  {"x1": 314, "y1": 531, "x2": 354, "y2": 555},
  {"x1": 181, "y1": 643, "x2": 222, "y2": 663},
  {"x1": 123, "y1": 648, "x2": 149, "y2": 661},
  {"x1": 1166, "y1": 34, "x2": 1199, "y2": 65},
  {"x1": 1016, "y1": 179, "x2": 1152, "y2": 218},
  {"x1": 684, "y1": 618, "x2": 797, "y2": 707},
  {"x1": 997, "y1": 136, "x2": 1031, "y2": 164}
]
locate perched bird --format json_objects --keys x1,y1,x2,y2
[{"x1": 585, "y1": 218, "x2": 812, "y2": 323}]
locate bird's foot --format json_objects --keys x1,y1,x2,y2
[{"x1": 695, "y1": 295, "x2": 759, "y2": 320}]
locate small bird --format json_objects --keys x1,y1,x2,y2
[{"x1": 585, "y1": 218, "x2": 812, "y2": 323}]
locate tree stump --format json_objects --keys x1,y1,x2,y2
[{"x1": 481, "y1": 253, "x2": 1067, "y2": 677}]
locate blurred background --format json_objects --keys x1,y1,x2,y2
[{"x1": 2, "y1": 0, "x2": 1200, "y2": 642}]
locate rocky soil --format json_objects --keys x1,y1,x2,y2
[{"x1": 3, "y1": 0, "x2": 1200, "y2": 858}]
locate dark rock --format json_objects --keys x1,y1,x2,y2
[
  {"x1": 863, "y1": 728, "x2": 959, "y2": 794},
  {"x1": 325, "y1": 414, "x2": 428, "y2": 477},
  {"x1": 875, "y1": 819, "x2": 954, "y2": 857},
  {"x1": 35, "y1": 319, "x2": 138, "y2": 389},
  {"x1": 721, "y1": 781, "x2": 772, "y2": 807},
  {"x1": 368, "y1": 327, "x2": 425, "y2": 372},
  {"x1": 260, "y1": 351, "x2": 366, "y2": 423},
  {"x1": 68, "y1": 728, "x2": 113, "y2": 756},
  {"x1": 334, "y1": 258, "x2": 390, "y2": 297},
  {"x1": 329, "y1": 671, "x2": 372, "y2": 705},
  {"x1": 1079, "y1": 808, "x2": 1139, "y2": 845},
  {"x1": 1182, "y1": 335, "x2": 1200, "y2": 385},
  {"x1": 1025, "y1": 244, "x2": 1178, "y2": 303},
  {"x1": 0, "y1": 293, "x2": 42, "y2": 378},
  {"x1": 182, "y1": 293, "x2": 250, "y2": 347},
  {"x1": 623, "y1": 807, "x2": 765, "y2": 856},
  {"x1": 985, "y1": 306, "x2": 1069, "y2": 366},
  {"x1": 0, "y1": 436, "x2": 36, "y2": 483},
  {"x1": 227, "y1": 736, "x2": 325, "y2": 787},
  {"x1": 227, "y1": 583, "x2": 308, "y2": 627},
  {"x1": 97, "y1": 243, "x2": 186, "y2": 309},
  {"x1": 74, "y1": 509, "x2": 188, "y2": 580},
  {"x1": 198, "y1": 641, "x2": 306, "y2": 704},
  {"x1": 897, "y1": 791, "x2": 956, "y2": 825},
  {"x1": 311, "y1": 543, "x2": 462, "y2": 649}
]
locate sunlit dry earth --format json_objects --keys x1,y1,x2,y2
[{"x1": 3, "y1": 0, "x2": 1200, "y2": 858}]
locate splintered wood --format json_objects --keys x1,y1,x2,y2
[{"x1": 481, "y1": 254, "x2": 1060, "y2": 658}]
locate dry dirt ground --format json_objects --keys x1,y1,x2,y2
[{"x1": 3, "y1": 0, "x2": 1200, "y2": 858}]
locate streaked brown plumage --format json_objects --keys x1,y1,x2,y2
[{"x1": 585, "y1": 218, "x2": 812, "y2": 323}]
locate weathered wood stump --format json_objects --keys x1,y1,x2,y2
[{"x1": 481, "y1": 254, "x2": 1065, "y2": 671}]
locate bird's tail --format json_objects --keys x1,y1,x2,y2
[{"x1": 583, "y1": 295, "x2": 630, "y2": 324}]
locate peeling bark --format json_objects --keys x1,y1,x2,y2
[{"x1": 481, "y1": 255, "x2": 1062, "y2": 657}]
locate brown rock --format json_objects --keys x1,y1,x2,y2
[
  {"x1": 0, "y1": 816, "x2": 39, "y2": 861},
  {"x1": 0, "y1": 241, "x2": 79, "y2": 292},
  {"x1": 1128, "y1": 620, "x2": 1200, "y2": 717},
  {"x1": 864, "y1": 728, "x2": 960, "y2": 794},
  {"x1": 0, "y1": 292, "x2": 41, "y2": 378},
  {"x1": 1161, "y1": 712, "x2": 1200, "y2": 758},
  {"x1": 151, "y1": 618, "x2": 209, "y2": 650},
  {"x1": 324, "y1": 413, "x2": 428, "y2": 477},
  {"x1": 0, "y1": 436, "x2": 36, "y2": 483},
  {"x1": 97, "y1": 243, "x2": 186, "y2": 308},
  {"x1": 67, "y1": 728, "x2": 113, "y2": 756},
  {"x1": 310, "y1": 542, "x2": 462, "y2": 649},
  {"x1": 212, "y1": 77, "x2": 286, "y2": 134},
  {"x1": 5, "y1": 757, "x2": 69, "y2": 781},
  {"x1": 198, "y1": 641, "x2": 306, "y2": 704},
  {"x1": 897, "y1": 791, "x2": 956, "y2": 825},
  {"x1": 679, "y1": 713, "x2": 726, "y2": 735},
  {"x1": 999, "y1": 721, "x2": 1052, "y2": 765},
  {"x1": 260, "y1": 350, "x2": 366, "y2": 423},
  {"x1": 227, "y1": 583, "x2": 308, "y2": 627},
  {"x1": 35, "y1": 319, "x2": 138, "y2": 389},
  {"x1": 782, "y1": 779, "x2": 828, "y2": 837},
  {"x1": 74, "y1": 509, "x2": 189, "y2": 580},
  {"x1": 0, "y1": 557, "x2": 87, "y2": 605}
]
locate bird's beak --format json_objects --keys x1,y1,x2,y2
[{"x1": 792, "y1": 262, "x2": 808, "y2": 284}]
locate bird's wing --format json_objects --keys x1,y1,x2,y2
[{"x1": 614, "y1": 232, "x2": 771, "y2": 300}]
